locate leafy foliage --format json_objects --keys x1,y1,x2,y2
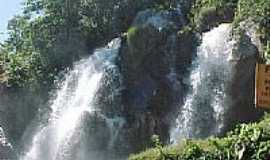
[
  {"x1": 234, "y1": 0, "x2": 270, "y2": 51},
  {"x1": 0, "y1": 0, "x2": 180, "y2": 87},
  {"x1": 189, "y1": 0, "x2": 238, "y2": 30},
  {"x1": 129, "y1": 114, "x2": 270, "y2": 160},
  {"x1": 188, "y1": 0, "x2": 269, "y2": 56}
]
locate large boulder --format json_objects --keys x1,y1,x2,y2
[
  {"x1": 119, "y1": 9, "x2": 196, "y2": 152},
  {"x1": 226, "y1": 21, "x2": 264, "y2": 130}
]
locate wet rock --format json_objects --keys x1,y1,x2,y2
[
  {"x1": 0, "y1": 87, "x2": 46, "y2": 143},
  {"x1": 132, "y1": 9, "x2": 185, "y2": 31},
  {"x1": 55, "y1": 111, "x2": 111, "y2": 160},
  {"x1": 119, "y1": 9, "x2": 195, "y2": 152},
  {"x1": 0, "y1": 127, "x2": 17, "y2": 159},
  {"x1": 226, "y1": 21, "x2": 263, "y2": 130}
]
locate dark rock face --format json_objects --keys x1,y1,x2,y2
[
  {"x1": 0, "y1": 87, "x2": 47, "y2": 143},
  {"x1": 119, "y1": 9, "x2": 195, "y2": 152},
  {"x1": 226, "y1": 23, "x2": 263, "y2": 130}
]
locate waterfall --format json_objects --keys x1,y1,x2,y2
[
  {"x1": 20, "y1": 38, "x2": 125, "y2": 160},
  {"x1": 0, "y1": 127, "x2": 16, "y2": 159},
  {"x1": 170, "y1": 24, "x2": 234, "y2": 143}
]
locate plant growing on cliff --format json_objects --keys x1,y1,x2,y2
[
  {"x1": 1, "y1": 0, "x2": 185, "y2": 88},
  {"x1": 190, "y1": 0, "x2": 238, "y2": 27},
  {"x1": 234, "y1": 0, "x2": 270, "y2": 47}
]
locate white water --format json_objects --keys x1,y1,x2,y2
[
  {"x1": 20, "y1": 38, "x2": 123, "y2": 160},
  {"x1": 171, "y1": 24, "x2": 234, "y2": 143}
]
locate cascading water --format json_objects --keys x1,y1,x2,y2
[
  {"x1": 170, "y1": 24, "x2": 234, "y2": 143},
  {"x1": 20, "y1": 38, "x2": 125, "y2": 160},
  {"x1": 0, "y1": 127, "x2": 16, "y2": 159}
]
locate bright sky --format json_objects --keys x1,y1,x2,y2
[{"x1": 0, "y1": 0, "x2": 23, "y2": 42}]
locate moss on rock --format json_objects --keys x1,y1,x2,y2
[{"x1": 125, "y1": 25, "x2": 167, "y2": 71}]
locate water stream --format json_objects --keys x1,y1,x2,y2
[
  {"x1": 19, "y1": 23, "x2": 236, "y2": 159},
  {"x1": 20, "y1": 38, "x2": 124, "y2": 160},
  {"x1": 171, "y1": 24, "x2": 234, "y2": 143}
]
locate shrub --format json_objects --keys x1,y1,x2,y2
[
  {"x1": 189, "y1": 0, "x2": 238, "y2": 31},
  {"x1": 233, "y1": 0, "x2": 270, "y2": 46},
  {"x1": 129, "y1": 114, "x2": 270, "y2": 160}
]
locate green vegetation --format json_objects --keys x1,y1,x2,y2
[
  {"x1": 189, "y1": 0, "x2": 238, "y2": 30},
  {"x1": 129, "y1": 114, "x2": 270, "y2": 160},
  {"x1": 126, "y1": 25, "x2": 167, "y2": 71},
  {"x1": 0, "y1": 49, "x2": 43, "y2": 87},
  {"x1": 233, "y1": 0, "x2": 270, "y2": 53},
  {"x1": 127, "y1": 27, "x2": 139, "y2": 47},
  {"x1": 1, "y1": 0, "x2": 269, "y2": 157},
  {"x1": 128, "y1": 1, "x2": 270, "y2": 159},
  {"x1": 189, "y1": 0, "x2": 269, "y2": 46},
  {"x1": 0, "y1": 0, "x2": 181, "y2": 88},
  {"x1": 192, "y1": 0, "x2": 238, "y2": 11},
  {"x1": 0, "y1": 1, "x2": 267, "y2": 87},
  {"x1": 186, "y1": 0, "x2": 269, "y2": 58}
]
